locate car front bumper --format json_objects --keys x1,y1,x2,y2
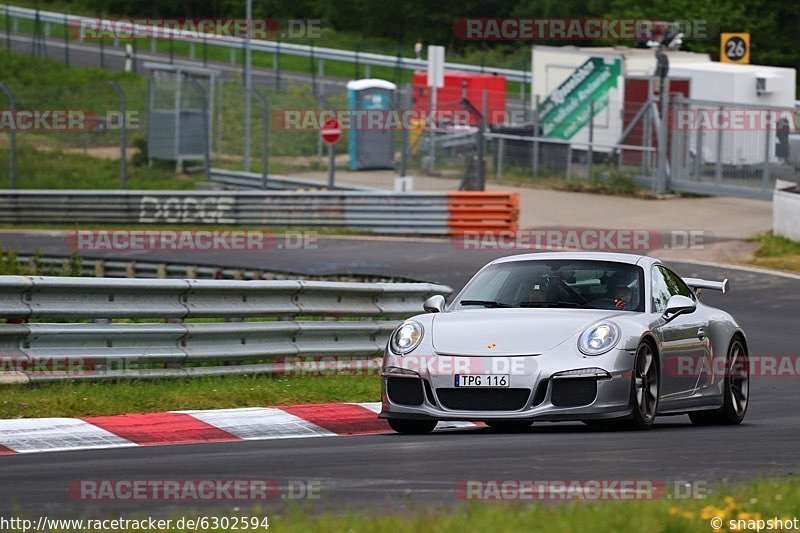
[{"x1": 379, "y1": 348, "x2": 636, "y2": 422}]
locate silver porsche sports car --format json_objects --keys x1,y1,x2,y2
[{"x1": 380, "y1": 252, "x2": 749, "y2": 433}]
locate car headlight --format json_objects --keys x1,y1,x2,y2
[
  {"x1": 578, "y1": 322, "x2": 620, "y2": 356},
  {"x1": 390, "y1": 321, "x2": 424, "y2": 355}
]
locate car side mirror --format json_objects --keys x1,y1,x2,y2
[
  {"x1": 662, "y1": 295, "x2": 696, "y2": 321},
  {"x1": 423, "y1": 295, "x2": 445, "y2": 313}
]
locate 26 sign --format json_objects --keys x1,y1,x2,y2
[{"x1": 720, "y1": 33, "x2": 750, "y2": 64}]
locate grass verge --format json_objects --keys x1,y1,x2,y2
[
  {"x1": 0, "y1": 145, "x2": 199, "y2": 189},
  {"x1": 0, "y1": 373, "x2": 379, "y2": 418},
  {"x1": 6, "y1": 476, "x2": 799, "y2": 532},
  {"x1": 749, "y1": 233, "x2": 800, "y2": 273},
  {"x1": 272, "y1": 478, "x2": 799, "y2": 532}
]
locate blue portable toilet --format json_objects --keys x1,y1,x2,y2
[{"x1": 347, "y1": 79, "x2": 397, "y2": 170}]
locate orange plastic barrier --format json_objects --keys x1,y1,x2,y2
[{"x1": 447, "y1": 192, "x2": 519, "y2": 235}]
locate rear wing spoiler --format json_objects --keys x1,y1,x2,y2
[{"x1": 683, "y1": 277, "x2": 729, "y2": 294}]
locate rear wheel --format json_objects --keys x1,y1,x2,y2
[
  {"x1": 689, "y1": 337, "x2": 749, "y2": 426},
  {"x1": 387, "y1": 418, "x2": 437, "y2": 434},
  {"x1": 484, "y1": 420, "x2": 533, "y2": 432}
]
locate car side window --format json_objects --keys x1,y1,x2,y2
[
  {"x1": 651, "y1": 267, "x2": 672, "y2": 313},
  {"x1": 659, "y1": 266, "x2": 694, "y2": 299},
  {"x1": 652, "y1": 266, "x2": 694, "y2": 312}
]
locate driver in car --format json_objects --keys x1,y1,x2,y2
[{"x1": 590, "y1": 284, "x2": 633, "y2": 310}]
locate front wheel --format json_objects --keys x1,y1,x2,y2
[
  {"x1": 629, "y1": 341, "x2": 659, "y2": 430},
  {"x1": 387, "y1": 418, "x2": 437, "y2": 434},
  {"x1": 689, "y1": 337, "x2": 749, "y2": 426}
]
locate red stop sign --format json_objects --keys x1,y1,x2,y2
[{"x1": 321, "y1": 118, "x2": 341, "y2": 144}]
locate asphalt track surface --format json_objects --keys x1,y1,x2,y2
[{"x1": 1, "y1": 232, "x2": 799, "y2": 519}]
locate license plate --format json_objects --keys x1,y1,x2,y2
[{"x1": 454, "y1": 374, "x2": 509, "y2": 387}]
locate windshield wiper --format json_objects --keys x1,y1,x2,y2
[
  {"x1": 519, "y1": 301, "x2": 586, "y2": 308},
  {"x1": 459, "y1": 300, "x2": 512, "y2": 308}
]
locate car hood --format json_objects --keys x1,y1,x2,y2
[{"x1": 431, "y1": 308, "x2": 626, "y2": 356}]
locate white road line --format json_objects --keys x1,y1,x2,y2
[
  {"x1": 176, "y1": 407, "x2": 336, "y2": 440},
  {"x1": 0, "y1": 418, "x2": 136, "y2": 453}
]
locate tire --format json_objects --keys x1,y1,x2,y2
[
  {"x1": 484, "y1": 420, "x2": 533, "y2": 432},
  {"x1": 387, "y1": 418, "x2": 437, "y2": 435},
  {"x1": 689, "y1": 336, "x2": 749, "y2": 426},
  {"x1": 627, "y1": 340, "x2": 659, "y2": 430}
]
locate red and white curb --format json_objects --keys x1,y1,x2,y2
[{"x1": 0, "y1": 403, "x2": 480, "y2": 455}]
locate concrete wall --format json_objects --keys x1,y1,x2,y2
[{"x1": 774, "y1": 186, "x2": 800, "y2": 241}]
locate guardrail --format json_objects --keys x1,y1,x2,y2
[
  {"x1": 0, "y1": 190, "x2": 519, "y2": 235},
  {"x1": 16, "y1": 254, "x2": 415, "y2": 283},
  {"x1": 3, "y1": 5, "x2": 531, "y2": 84},
  {"x1": 0, "y1": 276, "x2": 452, "y2": 384},
  {"x1": 208, "y1": 168, "x2": 370, "y2": 191}
]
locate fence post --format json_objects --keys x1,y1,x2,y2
[
  {"x1": 188, "y1": 80, "x2": 211, "y2": 181},
  {"x1": 399, "y1": 85, "x2": 409, "y2": 177},
  {"x1": 761, "y1": 113, "x2": 771, "y2": 190},
  {"x1": 496, "y1": 137, "x2": 504, "y2": 181},
  {"x1": 63, "y1": 13, "x2": 70, "y2": 66},
  {"x1": 655, "y1": 82, "x2": 670, "y2": 195},
  {"x1": 109, "y1": 81, "x2": 128, "y2": 188},
  {"x1": 309, "y1": 43, "x2": 317, "y2": 98},
  {"x1": 694, "y1": 118, "x2": 703, "y2": 180},
  {"x1": 274, "y1": 37, "x2": 281, "y2": 91},
  {"x1": 587, "y1": 100, "x2": 594, "y2": 181},
  {"x1": 715, "y1": 105, "x2": 724, "y2": 184},
  {"x1": 0, "y1": 83, "x2": 16, "y2": 188},
  {"x1": 478, "y1": 89, "x2": 487, "y2": 190},
  {"x1": 354, "y1": 43, "x2": 360, "y2": 79},
  {"x1": 5, "y1": 5, "x2": 10, "y2": 51},
  {"x1": 532, "y1": 94, "x2": 540, "y2": 177},
  {"x1": 252, "y1": 90, "x2": 269, "y2": 190}
]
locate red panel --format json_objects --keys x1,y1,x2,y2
[
  {"x1": 281, "y1": 403, "x2": 390, "y2": 435},
  {"x1": 412, "y1": 71, "x2": 506, "y2": 126},
  {"x1": 83, "y1": 412, "x2": 240, "y2": 446},
  {"x1": 0, "y1": 444, "x2": 16, "y2": 454},
  {"x1": 622, "y1": 77, "x2": 690, "y2": 165}
]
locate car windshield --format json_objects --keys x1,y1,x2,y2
[{"x1": 453, "y1": 259, "x2": 645, "y2": 312}]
